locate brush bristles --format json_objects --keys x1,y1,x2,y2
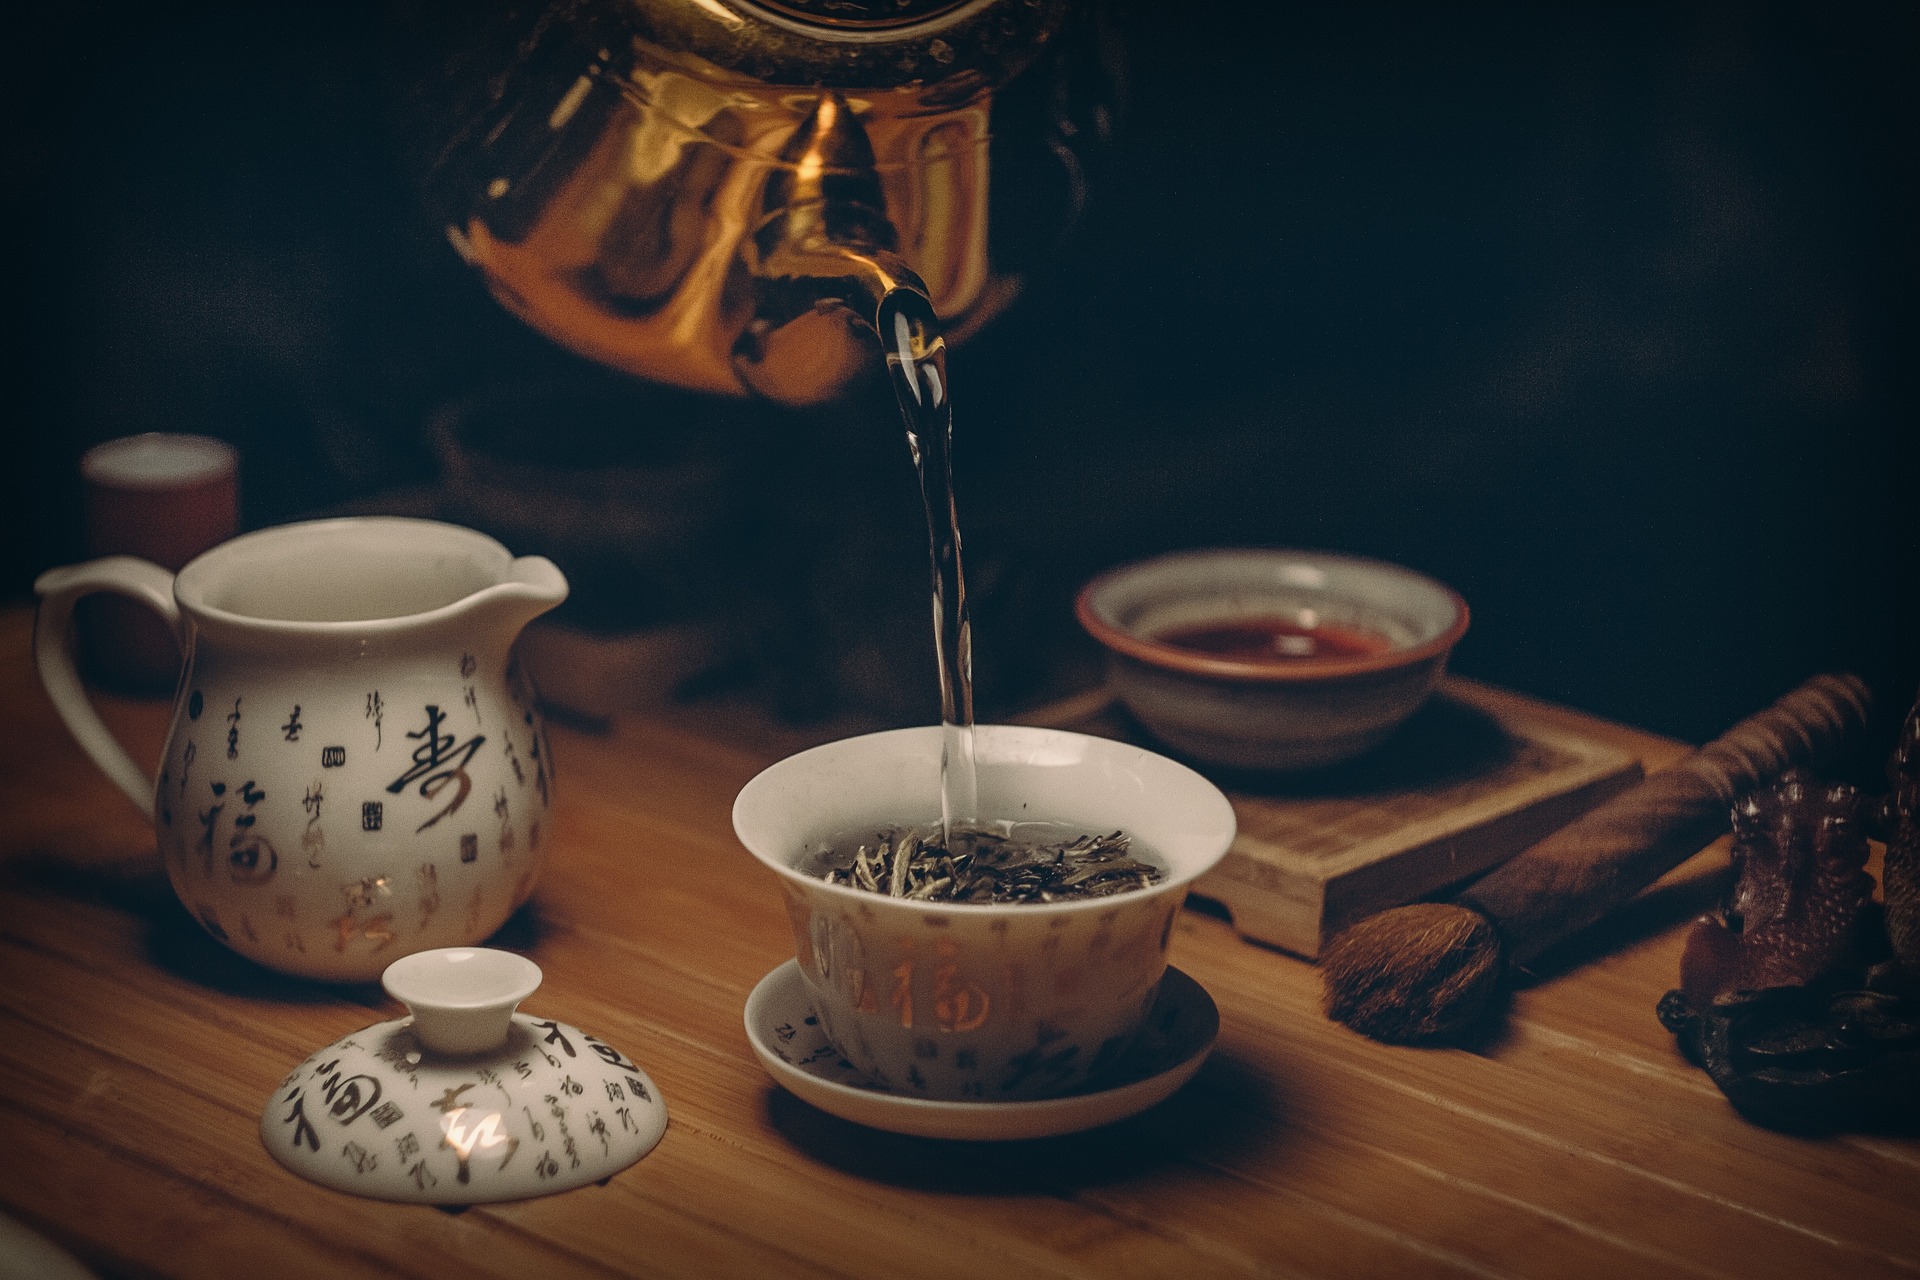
[{"x1": 1320, "y1": 903, "x2": 1507, "y2": 1044}]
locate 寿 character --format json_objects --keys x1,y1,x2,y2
[{"x1": 387, "y1": 705, "x2": 485, "y2": 832}]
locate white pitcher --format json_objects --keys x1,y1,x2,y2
[{"x1": 35, "y1": 517, "x2": 568, "y2": 981}]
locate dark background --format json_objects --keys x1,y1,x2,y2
[{"x1": 8, "y1": 2, "x2": 1916, "y2": 744}]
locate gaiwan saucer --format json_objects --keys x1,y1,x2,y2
[
  {"x1": 261, "y1": 948, "x2": 667, "y2": 1205},
  {"x1": 744, "y1": 960, "x2": 1218, "y2": 1141}
]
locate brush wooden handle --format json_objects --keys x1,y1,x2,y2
[{"x1": 1457, "y1": 673, "x2": 1873, "y2": 968}]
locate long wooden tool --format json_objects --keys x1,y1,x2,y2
[{"x1": 1320, "y1": 673, "x2": 1874, "y2": 1044}]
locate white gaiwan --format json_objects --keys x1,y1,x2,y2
[{"x1": 261, "y1": 948, "x2": 665, "y2": 1204}]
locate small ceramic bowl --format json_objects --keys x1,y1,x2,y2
[
  {"x1": 733, "y1": 725, "x2": 1235, "y2": 1102},
  {"x1": 1076, "y1": 548, "x2": 1469, "y2": 771}
]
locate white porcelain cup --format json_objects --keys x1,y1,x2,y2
[{"x1": 733, "y1": 725, "x2": 1236, "y2": 1101}]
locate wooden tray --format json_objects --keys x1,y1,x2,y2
[{"x1": 1026, "y1": 678, "x2": 1645, "y2": 957}]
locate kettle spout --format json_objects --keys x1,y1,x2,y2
[
  {"x1": 466, "y1": 555, "x2": 570, "y2": 634},
  {"x1": 732, "y1": 92, "x2": 929, "y2": 405}
]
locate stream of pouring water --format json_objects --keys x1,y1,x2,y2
[{"x1": 878, "y1": 286, "x2": 977, "y2": 844}]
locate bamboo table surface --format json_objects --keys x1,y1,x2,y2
[{"x1": 1, "y1": 603, "x2": 1915, "y2": 1280}]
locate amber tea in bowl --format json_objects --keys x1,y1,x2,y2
[
  {"x1": 1077, "y1": 548, "x2": 1470, "y2": 771},
  {"x1": 734, "y1": 725, "x2": 1235, "y2": 1101}
]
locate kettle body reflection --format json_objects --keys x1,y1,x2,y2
[{"x1": 405, "y1": 0, "x2": 1117, "y2": 404}]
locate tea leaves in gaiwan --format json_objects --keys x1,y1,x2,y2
[{"x1": 807, "y1": 825, "x2": 1163, "y2": 904}]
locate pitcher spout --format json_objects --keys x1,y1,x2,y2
[{"x1": 464, "y1": 555, "x2": 570, "y2": 636}]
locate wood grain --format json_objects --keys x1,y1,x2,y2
[
  {"x1": 0, "y1": 605, "x2": 1913, "y2": 1279},
  {"x1": 1030, "y1": 681, "x2": 1645, "y2": 956}
]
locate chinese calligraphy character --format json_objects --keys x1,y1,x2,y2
[
  {"x1": 316, "y1": 1061, "x2": 383, "y2": 1125},
  {"x1": 282, "y1": 1089, "x2": 319, "y2": 1152},
  {"x1": 331, "y1": 912, "x2": 395, "y2": 952},
  {"x1": 1001, "y1": 1025, "x2": 1079, "y2": 1095},
  {"x1": 228, "y1": 780, "x2": 278, "y2": 884},
  {"x1": 586, "y1": 1036, "x2": 636, "y2": 1071},
  {"x1": 526, "y1": 711, "x2": 549, "y2": 807},
  {"x1": 302, "y1": 782, "x2": 324, "y2": 867},
  {"x1": 532, "y1": 1020, "x2": 576, "y2": 1058},
  {"x1": 416, "y1": 862, "x2": 440, "y2": 926},
  {"x1": 503, "y1": 732, "x2": 526, "y2": 786},
  {"x1": 197, "y1": 780, "x2": 226, "y2": 877},
  {"x1": 282, "y1": 705, "x2": 302, "y2": 742},
  {"x1": 440, "y1": 1107, "x2": 517, "y2": 1185},
  {"x1": 366, "y1": 691, "x2": 383, "y2": 749},
  {"x1": 387, "y1": 705, "x2": 485, "y2": 832},
  {"x1": 226, "y1": 696, "x2": 242, "y2": 760},
  {"x1": 333, "y1": 877, "x2": 394, "y2": 953}
]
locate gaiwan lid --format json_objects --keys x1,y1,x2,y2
[{"x1": 260, "y1": 948, "x2": 666, "y2": 1204}]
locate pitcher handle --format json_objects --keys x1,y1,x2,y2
[{"x1": 33, "y1": 556, "x2": 180, "y2": 818}]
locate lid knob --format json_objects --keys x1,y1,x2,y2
[{"x1": 382, "y1": 948, "x2": 543, "y2": 1056}]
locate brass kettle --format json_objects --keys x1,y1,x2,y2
[{"x1": 408, "y1": 0, "x2": 1117, "y2": 405}]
